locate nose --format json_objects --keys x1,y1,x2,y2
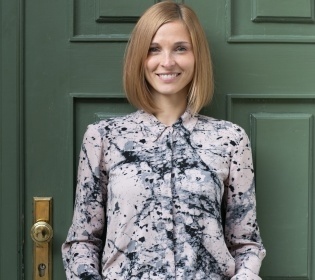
[{"x1": 161, "y1": 52, "x2": 175, "y2": 68}]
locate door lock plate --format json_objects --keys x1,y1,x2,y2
[{"x1": 31, "y1": 197, "x2": 53, "y2": 280}]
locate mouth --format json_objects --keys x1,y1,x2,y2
[{"x1": 156, "y1": 73, "x2": 180, "y2": 81}]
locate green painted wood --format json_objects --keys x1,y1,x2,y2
[
  {"x1": 0, "y1": 0, "x2": 24, "y2": 279},
  {"x1": 254, "y1": 0, "x2": 312, "y2": 18},
  {"x1": 23, "y1": 0, "x2": 72, "y2": 278},
  {"x1": 252, "y1": 113, "x2": 312, "y2": 277},
  {"x1": 225, "y1": 95, "x2": 315, "y2": 278},
  {"x1": 98, "y1": 0, "x2": 154, "y2": 19},
  {"x1": 1, "y1": 0, "x2": 315, "y2": 279},
  {"x1": 72, "y1": 0, "x2": 158, "y2": 41},
  {"x1": 227, "y1": 0, "x2": 315, "y2": 42}
]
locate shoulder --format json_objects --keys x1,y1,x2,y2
[
  {"x1": 85, "y1": 111, "x2": 140, "y2": 138},
  {"x1": 196, "y1": 114, "x2": 248, "y2": 141},
  {"x1": 193, "y1": 115, "x2": 252, "y2": 157}
]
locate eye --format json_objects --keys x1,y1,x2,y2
[
  {"x1": 148, "y1": 47, "x2": 160, "y2": 54},
  {"x1": 175, "y1": 46, "x2": 188, "y2": 52}
]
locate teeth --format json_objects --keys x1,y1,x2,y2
[{"x1": 158, "y1": 74, "x2": 178, "y2": 80}]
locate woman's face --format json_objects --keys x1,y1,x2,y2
[{"x1": 144, "y1": 20, "x2": 195, "y2": 100}]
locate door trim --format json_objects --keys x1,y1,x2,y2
[{"x1": 0, "y1": 0, "x2": 24, "y2": 278}]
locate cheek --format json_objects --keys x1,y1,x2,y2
[
  {"x1": 184, "y1": 62, "x2": 195, "y2": 84},
  {"x1": 189, "y1": 57, "x2": 195, "y2": 71},
  {"x1": 145, "y1": 57, "x2": 157, "y2": 73},
  {"x1": 181, "y1": 56, "x2": 195, "y2": 71},
  {"x1": 183, "y1": 60, "x2": 195, "y2": 79}
]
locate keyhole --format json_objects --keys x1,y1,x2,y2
[
  {"x1": 38, "y1": 263, "x2": 46, "y2": 277},
  {"x1": 40, "y1": 228, "x2": 47, "y2": 239}
]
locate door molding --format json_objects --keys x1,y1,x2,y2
[
  {"x1": 226, "y1": 0, "x2": 315, "y2": 43},
  {"x1": 0, "y1": 0, "x2": 24, "y2": 278}
]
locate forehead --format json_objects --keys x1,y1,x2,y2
[{"x1": 151, "y1": 20, "x2": 191, "y2": 43}]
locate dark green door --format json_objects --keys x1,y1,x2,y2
[{"x1": 1, "y1": 0, "x2": 315, "y2": 279}]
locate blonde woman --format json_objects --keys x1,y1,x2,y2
[{"x1": 62, "y1": 2, "x2": 266, "y2": 279}]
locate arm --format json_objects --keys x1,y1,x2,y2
[
  {"x1": 62, "y1": 124, "x2": 108, "y2": 280},
  {"x1": 223, "y1": 128, "x2": 266, "y2": 279}
]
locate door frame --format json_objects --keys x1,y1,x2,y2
[{"x1": 0, "y1": 0, "x2": 24, "y2": 279}]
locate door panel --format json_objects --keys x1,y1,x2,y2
[
  {"x1": 253, "y1": 113, "x2": 311, "y2": 277},
  {"x1": 1, "y1": 0, "x2": 315, "y2": 279},
  {"x1": 228, "y1": 95, "x2": 314, "y2": 278},
  {"x1": 71, "y1": 0, "x2": 156, "y2": 42}
]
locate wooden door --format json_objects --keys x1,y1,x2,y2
[
  {"x1": 1, "y1": 0, "x2": 315, "y2": 279},
  {"x1": 204, "y1": 1, "x2": 315, "y2": 278}
]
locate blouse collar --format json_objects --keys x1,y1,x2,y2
[{"x1": 134, "y1": 108, "x2": 198, "y2": 141}]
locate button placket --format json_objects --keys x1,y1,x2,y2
[{"x1": 159, "y1": 127, "x2": 178, "y2": 272}]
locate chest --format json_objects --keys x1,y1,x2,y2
[{"x1": 105, "y1": 130, "x2": 232, "y2": 203}]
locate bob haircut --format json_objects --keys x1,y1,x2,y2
[{"x1": 123, "y1": 1, "x2": 213, "y2": 115}]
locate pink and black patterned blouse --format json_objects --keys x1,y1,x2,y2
[{"x1": 62, "y1": 109, "x2": 266, "y2": 280}]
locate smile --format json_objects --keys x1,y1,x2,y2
[{"x1": 157, "y1": 73, "x2": 180, "y2": 81}]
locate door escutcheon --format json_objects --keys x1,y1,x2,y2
[{"x1": 31, "y1": 197, "x2": 53, "y2": 280}]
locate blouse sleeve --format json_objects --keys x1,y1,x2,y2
[
  {"x1": 61, "y1": 123, "x2": 108, "y2": 280},
  {"x1": 223, "y1": 127, "x2": 266, "y2": 279}
]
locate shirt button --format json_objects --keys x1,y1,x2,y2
[{"x1": 156, "y1": 221, "x2": 166, "y2": 231}]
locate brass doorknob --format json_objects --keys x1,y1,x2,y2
[{"x1": 30, "y1": 221, "x2": 53, "y2": 243}]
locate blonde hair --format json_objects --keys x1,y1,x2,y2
[{"x1": 123, "y1": 1, "x2": 213, "y2": 114}]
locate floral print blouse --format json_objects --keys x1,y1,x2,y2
[{"x1": 62, "y1": 109, "x2": 266, "y2": 280}]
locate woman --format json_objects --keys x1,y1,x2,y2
[{"x1": 62, "y1": 2, "x2": 266, "y2": 279}]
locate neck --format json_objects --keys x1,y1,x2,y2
[{"x1": 153, "y1": 94, "x2": 187, "y2": 126}]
